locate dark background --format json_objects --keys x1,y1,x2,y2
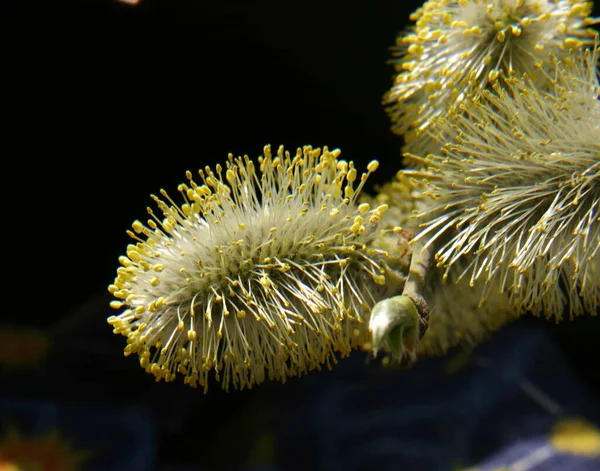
[{"x1": 2, "y1": 0, "x2": 599, "y2": 468}]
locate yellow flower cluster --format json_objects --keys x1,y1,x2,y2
[
  {"x1": 414, "y1": 47, "x2": 600, "y2": 319},
  {"x1": 108, "y1": 0, "x2": 599, "y2": 390},
  {"x1": 108, "y1": 145, "x2": 396, "y2": 390},
  {"x1": 385, "y1": 0, "x2": 598, "y2": 156}
]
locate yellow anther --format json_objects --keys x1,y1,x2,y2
[
  {"x1": 132, "y1": 220, "x2": 144, "y2": 233},
  {"x1": 347, "y1": 168, "x2": 357, "y2": 183},
  {"x1": 373, "y1": 274, "x2": 386, "y2": 285},
  {"x1": 260, "y1": 275, "x2": 272, "y2": 288},
  {"x1": 367, "y1": 160, "x2": 379, "y2": 172},
  {"x1": 375, "y1": 204, "x2": 389, "y2": 215},
  {"x1": 564, "y1": 38, "x2": 581, "y2": 48}
]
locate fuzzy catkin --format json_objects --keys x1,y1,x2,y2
[
  {"x1": 414, "y1": 46, "x2": 600, "y2": 319},
  {"x1": 384, "y1": 0, "x2": 599, "y2": 157},
  {"x1": 108, "y1": 145, "x2": 393, "y2": 391}
]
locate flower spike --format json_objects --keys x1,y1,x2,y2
[
  {"x1": 385, "y1": 0, "x2": 599, "y2": 156},
  {"x1": 108, "y1": 145, "x2": 392, "y2": 391},
  {"x1": 415, "y1": 45, "x2": 600, "y2": 319}
]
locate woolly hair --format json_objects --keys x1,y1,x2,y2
[
  {"x1": 415, "y1": 45, "x2": 600, "y2": 319},
  {"x1": 384, "y1": 0, "x2": 599, "y2": 157},
  {"x1": 369, "y1": 172, "x2": 516, "y2": 358},
  {"x1": 108, "y1": 145, "x2": 392, "y2": 391}
]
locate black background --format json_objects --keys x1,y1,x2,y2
[{"x1": 2, "y1": 0, "x2": 599, "y2": 467}]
